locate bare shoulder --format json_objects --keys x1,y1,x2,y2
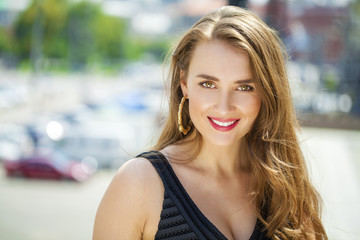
[
  {"x1": 115, "y1": 157, "x2": 161, "y2": 185},
  {"x1": 93, "y1": 157, "x2": 164, "y2": 240}
]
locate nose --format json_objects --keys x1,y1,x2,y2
[{"x1": 214, "y1": 90, "x2": 235, "y2": 114}]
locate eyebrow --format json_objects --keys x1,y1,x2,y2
[{"x1": 196, "y1": 74, "x2": 254, "y2": 84}]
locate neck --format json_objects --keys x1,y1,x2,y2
[
  {"x1": 162, "y1": 131, "x2": 251, "y2": 177},
  {"x1": 165, "y1": 132, "x2": 250, "y2": 176},
  {"x1": 195, "y1": 138, "x2": 249, "y2": 176}
]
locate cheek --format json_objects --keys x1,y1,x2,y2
[
  {"x1": 235, "y1": 95, "x2": 262, "y2": 117},
  {"x1": 188, "y1": 89, "x2": 213, "y2": 111},
  {"x1": 188, "y1": 94, "x2": 208, "y2": 115},
  {"x1": 251, "y1": 97, "x2": 262, "y2": 115}
]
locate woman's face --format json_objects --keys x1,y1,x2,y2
[{"x1": 181, "y1": 40, "x2": 261, "y2": 147}]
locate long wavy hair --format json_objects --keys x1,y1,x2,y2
[{"x1": 153, "y1": 6, "x2": 327, "y2": 240}]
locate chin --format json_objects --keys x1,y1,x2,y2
[{"x1": 203, "y1": 134, "x2": 243, "y2": 148}]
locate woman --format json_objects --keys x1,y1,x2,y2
[{"x1": 93, "y1": 6, "x2": 327, "y2": 240}]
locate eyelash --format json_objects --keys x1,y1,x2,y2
[
  {"x1": 199, "y1": 81, "x2": 254, "y2": 91},
  {"x1": 200, "y1": 81, "x2": 215, "y2": 89},
  {"x1": 237, "y1": 85, "x2": 254, "y2": 91}
]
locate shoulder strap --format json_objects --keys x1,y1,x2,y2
[
  {"x1": 136, "y1": 151, "x2": 178, "y2": 194},
  {"x1": 136, "y1": 151, "x2": 228, "y2": 240}
]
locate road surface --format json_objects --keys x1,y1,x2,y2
[{"x1": 0, "y1": 127, "x2": 359, "y2": 240}]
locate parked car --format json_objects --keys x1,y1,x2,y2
[{"x1": 3, "y1": 148, "x2": 94, "y2": 182}]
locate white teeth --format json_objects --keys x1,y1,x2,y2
[{"x1": 211, "y1": 119, "x2": 236, "y2": 127}]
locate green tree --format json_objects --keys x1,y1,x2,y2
[
  {"x1": 123, "y1": 36, "x2": 171, "y2": 62},
  {"x1": 9, "y1": 0, "x2": 168, "y2": 72},
  {"x1": 42, "y1": 0, "x2": 68, "y2": 59},
  {"x1": 67, "y1": 1, "x2": 100, "y2": 70},
  {"x1": 94, "y1": 14, "x2": 126, "y2": 61},
  {"x1": 13, "y1": 0, "x2": 68, "y2": 61},
  {"x1": 0, "y1": 26, "x2": 17, "y2": 68},
  {"x1": 0, "y1": 27, "x2": 12, "y2": 55}
]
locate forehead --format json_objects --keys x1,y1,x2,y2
[{"x1": 188, "y1": 40, "x2": 252, "y2": 81}]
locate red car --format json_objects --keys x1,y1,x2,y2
[{"x1": 3, "y1": 148, "x2": 93, "y2": 182}]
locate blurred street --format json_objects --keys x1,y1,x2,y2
[
  {"x1": 0, "y1": 168, "x2": 115, "y2": 240},
  {"x1": 0, "y1": 127, "x2": 359, "y2": 240},
  {"x1": 301, "y1": 128, "x2": 360, "y2": 240}
]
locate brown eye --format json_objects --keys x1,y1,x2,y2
[
  {"x1": 201, "y1": 82, "x2": 215, "y2": 88},
  {"x1": 238, "y1": 85, "x2": 253, "y2": 91}
]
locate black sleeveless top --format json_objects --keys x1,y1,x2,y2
[{"x1": 137, "y1": 151, "x2": 270, "y2": 240}]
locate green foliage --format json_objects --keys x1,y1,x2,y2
[
  {"x1": 349, "y1": 0, "x2": 360, "y2": 52},
  {"x1": 13, "y1": 0, "x2": 69, "y2": 60},
  {"x1": 323, "y1": 72, "x2": 338, "y2": 92},
  {"x1": 67, "y1": 1, "x2": 100, "y2": 70},
  {"x1": 123, "y1": 37, "x2": 171, "y2": 62},
  {"x1": 0, "y1": 27, "x2": 12, "y2": 54},
  {"x1": 42, "y1": 0, "x2": 68, "y2": 58},
  {"x1": 13, "y1": 1, "x2": 35, "y2": 58},
  {"x1": 94, "y1": 15, "x2": 125, "y2": 60},
  {"x1": 4, "y1": 0, "x2": 171, "y2": 72}
]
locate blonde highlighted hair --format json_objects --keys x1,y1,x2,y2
[{"x1": 154, "y1": 6, "x2": 327, "y2": 240}]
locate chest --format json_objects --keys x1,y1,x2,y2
[
  {"x1": 189, "y1": 183, "x2": 257, "y2": 239},
  {"x1": 142, "y1": 154, "x2": 261, "y2": 240},
  {"x1": 177, "y1": 170, "x2": 258, "y2": 240}
]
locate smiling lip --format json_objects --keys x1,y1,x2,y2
[{"x1": 208, "y1": 117, "x2": 240, "y2": 132}]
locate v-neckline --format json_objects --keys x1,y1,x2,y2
[{"x1": 155, "y1": 151, "x2": 261, "y2": 240}]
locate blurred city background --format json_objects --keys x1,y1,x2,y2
[{"x1": 0, "y1": 0, "x2": 359, "y2": 239}]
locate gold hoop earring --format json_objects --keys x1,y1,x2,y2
[{"x1": 178, "y1": 97, "x2": 191, "y2": 135}]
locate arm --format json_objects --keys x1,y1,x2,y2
[{"x1": 93, "y1": 158, "x2": 155, "y2": 240}]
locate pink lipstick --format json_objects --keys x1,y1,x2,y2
[{"x1": 208, "y1": 117, "x2": 240, "y2": 132}]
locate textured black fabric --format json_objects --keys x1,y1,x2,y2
[{"x1": 137, "y1": 151, "x2": 270, "y2": 240}]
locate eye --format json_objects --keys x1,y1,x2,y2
[
  {"x1": 200, "y1": 82, "x2": 216, "y2": 89},
  {"x1": 237, "y1": 85, "x2": 253, "y2": 91}
]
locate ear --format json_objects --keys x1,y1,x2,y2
[{"x1": 180, "y1": 70, "x2": 188, "y2": 97}]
